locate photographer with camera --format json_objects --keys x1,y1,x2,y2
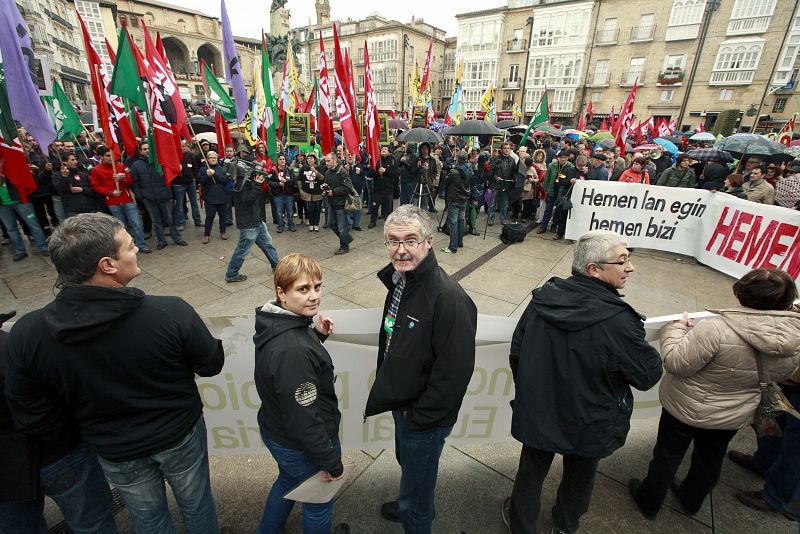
[
  {"x1": 224, "y1": 161, "x2": 280, "y2": 283},
  {"x1": 323, "y1": 152, "x2": 354, "y2": 255},
  {"x1": 268, "y1": 155, "x2": 297, "y2": 233}
]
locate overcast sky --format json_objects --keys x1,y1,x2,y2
[{"x1": 168, "y1": 0, "x2": 505, "y2": 38}]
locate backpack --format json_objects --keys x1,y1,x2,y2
[{"x1": 500, "y1": 222, "x2": 526, "y2": 244}]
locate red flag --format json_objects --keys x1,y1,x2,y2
[
  {"x1": 657, "y1": 118, "x2": 671, "y2": 138},
  {"x1": 318, "y1": 36, "x2": 335, "y2": 155},
  {"x1": 599, "y1": 118, "x2": 608, "y2": 131},
  {"x1": 214, "y1": 110, "x2": 233, "y2": 149},
  {"x1": 155, "y1": 32, "x2": 190, "y2": 140},
  {"x1": 586, "y1": 101, "x2": 594, "y2": 121},
  {"x1": 344, "y1": 49, "x2": 361, "y2": 145},
  {"x1": 419, "y1": 39, "x2": 434, "y2": 94},
  {"x1": 577, "y1": 106, "x2": 586, "y2": 132},
  {"x1": 695, "y1": 123, "x2": 705, "y2": 133},
  {"x1": 547, "y1": 102, "x2": 552, "y2": 123},
  {"x1": 305, "y1": 85, "x2": 316, "y2": 130},
  {"x1": 363, "y1": 41, "x2": 380, "y2": 170},
  {"x1": 0, "y1": 139, "x2": 37, "y2": 203},
  {"x1": 276, "y1": 60, "x2": 288, "y2": 141},
  {"x1": 614, "y1": 78, "x2": 638, "y2": 152},
  {"x1": 609, "y1": 105, "x2": 616, "y2": 132},
  {"x1": 390, "y1": 101, "x2": 397, "y2": 119},
  {"x1": 333, "y1": 24, "x2": 359, "y2": 155}
]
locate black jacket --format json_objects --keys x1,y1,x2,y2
[
  {"x1": 369, "y1": 155, "x2": 399, "y2": 195},
  {"x1": 267, "y1": 166, "x2": 296, "y2": 197},
  {"x1": 399, "y1": 144, "x2": 418, "y2": 183},
  {"x1": 365, "y1": 252, "x2": 477, "y2": 430},
  {"x1": 509, "y1": 274, "x2": 662, "y2": 458},
  {"x1": 53, "y1": 169, "x2": 99, "y2": 214},
  {"x1": 4, "y1": 286, "x2": 224, "y2": 461},
  {"x1": 441, "y1": 163, "x2": 471, "y2": 204},
  {"x1": 199, "y1": 162, "x2": 230, "y2": 204},
  {"x1": 172, "y1": 151, "x2": 197, "y2": 186},
  {"x1": 130, "y1": 156, "x2": 172, "y2": 202},
  {"x1": 253, "y1": 302, "x2": 343, "y2": 476},
  {"x1": 491, "y1": 154, "x2": 517, "y2": 191},
  {"x1": 232, "y1": 176, "x2": 264, "y2": 229},
  {"x1": 323, "y1": 164, "x2": 353, "y2": 210}
]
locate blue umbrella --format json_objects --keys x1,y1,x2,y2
[{"x1": 653, "y1": 138, "x2": 679, "y2": 154}]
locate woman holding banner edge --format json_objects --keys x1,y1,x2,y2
[{"x1": 253, "y1": 253, "x2": 350, "y2": 534}]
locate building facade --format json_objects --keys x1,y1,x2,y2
[{"x1": 455, "y1": 0, "x2": 800, "y2": 133}]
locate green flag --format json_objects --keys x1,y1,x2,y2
[
  {"x1": 202, "y1": 61, "x2": 236, "y2": 122},
  {"x1": 261, "y1": 35, "x2": 278, "y2": 160},
  {"x1": 520, "y1": 91, "x2": 549, "y2": 147},
  {"x1": 42, "y1": 81, "x2": 84, "y2": 141},
  {"x1": 0, "y1": 63, "x2": 18, "y2": 145},
  {"x1": 109, "y1": 28, "x2": 146, "y2": 110}
]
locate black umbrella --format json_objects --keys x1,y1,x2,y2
[
  {"x1": 495, "y1": 120, "x2": 519, "y2": 129},
  {"x1": 685, "y1": 148, "x2": 734, "y2": 165},
  {"x1": 445, "y1": 120, "x2": 504, "y2": 137},
  {"x1": 396, "y1": 128, "x2": 443, "y2": 144},
  {"x1": 715, "y1": 133, "x2": 792, "y2": 162},
  {"x1": 656, "y1": 135, "x2": 683, "y2": 145},
  {"x1": 388, "y1": 118, "x2": 408, "y2": 129},
  {"x1": 188, "y1": 116, "x2": 216, "y2": 133}
]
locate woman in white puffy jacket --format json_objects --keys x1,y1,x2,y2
[{"x1": 629, "y1": 268, "x2": 800, "y2": 519}]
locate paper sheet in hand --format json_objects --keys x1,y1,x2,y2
[{"x1": 284, "y1": 464, "x2": 355, "y2": 503}]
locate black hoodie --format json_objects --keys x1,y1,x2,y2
[
  {"x1": 509, "y1": 273, "x2": 662, "y2": 458},
  {"x1": 253, "y1": 302, "x2": 343, "y2": 477},
  {"x1": 4, "y1": 285, "x2": 224, "y2": 461}
]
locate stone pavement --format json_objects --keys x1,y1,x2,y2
[{"x1": 1, "y1": 207, "x2": 797, "y2": 533}]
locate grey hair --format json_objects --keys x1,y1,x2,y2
[
  {"x1": 457, "y1": 150, "x2": 468, "y2": 163},
  {"x1": 49, "y1": 213, "x2": 124, "y2": 288},
  {"x1": 206, "y1": 150, "x2": 219, "y2": 158},
  {"x1": 572, "y1": 230, "x2": 627, "y2": 273},
  {"x1": 384, "y1": 204, "x2": 436, "y2": 239}
]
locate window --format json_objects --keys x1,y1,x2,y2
[
  {"x1": 710, "y1": 40, "x2": 764, "y2": 84},
  {"x1": 719, "y1": 88, "x2": 734, "y2": 100},
  {"x1": 458, "y1": 19, "x2": 502, "y2": 52},
  {"x1": 774, "y1": 16, "x2": 800, "y2": 84},
  {"x1": 552, "y1": 89, "x2": 575, "y2": 112},
  {"x1": 623, "y1": 57, "x2": 645, "y2": 85},
  {"x1": 513, "y1": 28, "x2": 524, "y2": 41},
  {"x1": 591, "y1": 91, "x2": 602, "y2": 102},
  {"x1": 728, "y1": 0, "x2": 776, "y2": 34},
  {"x1": 130, "y1": 16, "x2": 139, "y2": 28},
  {"x1": 531, "y1": 6, "x2": 593, "y2": 47},
  {"x1": 526, "y1": 54, "x2": 584, "y2": 87},
  {"x1": 591, "y1": 59, "x2": 609, "y2": 85},
  {"x1": 773, "y1": 98, "x2": 787, "y2": 113},
  {"x1": 663, "y1": 54, "x2": 687, "y2": 70},
  {"x1": 666, "y1": 0, "x2": 707, "y2": 41},
  {"x1": 660, "y1": 90, "x2": 674, "y2": 101},
  {"x1": 509, "y1": 64, "x2": 519, "y2": 82},
  {"x1": 631, "y1": 13, "x2": 655, "y2": 41},
  {"x1": 597, "y1": 17, "x2": 618, "y2": 44},
  {"x1": 524, "y1": 88, "x2": 544, "y2": 112}
]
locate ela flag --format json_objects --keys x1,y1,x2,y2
[
  {"x1": 0, "y1": 0, "x2": 56, "y2": 148},
  {"x1": 479, "y1": 83, "x2": 494, "y2": 119},
  {"x1": 519, "y1": 91, "x2": 548, "y2": 147},
  {"x1": 154, "y1": 31, "x2": 190, "y2": 140},
  {"x1": 260, "y1": 32, "x2": 278, "y2": 159},
  {"x1": 419, "y1": 39, "x2": 434, "y2": 95},
  {"x1": 333, "y1": 24, "x2": 359, "y2": 155},
  {"x1": 109, "y1": 25, "x2": 147, "y2": 109},
  {"x1": 42, "y1": 81, "x2": 83, "y2": 141},
  {"x1": 0, "y1": 63, "x2": 37, "y2": 202},
  {"x1": 214, "y1": 110, "x2": 233, "y2": 150},
  {"x1": 202, "y1": 60, "x2": 237, "y2": 122},
  {"x1": 614, "y1": 78, "x2": 638, "y2": 152},
  {"x1": 221, "y1": 0, "x2": 248, "y2": 123},
  {"x1": 587, "y1": 101, "x2": 594, "y2": 121},
  {"x1": 363, "y1": 41, "x2": 380, "y2": 170},
  {"x1": 318, "y1": 35, "x2": 335, "y2": 155}
]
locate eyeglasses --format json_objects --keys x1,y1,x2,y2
[
  {"x1": 385, "y1": 239, "x2": 426, "y2": 249},
  {"x1": 596, "y1": 257, "x2": 633, "y2": 266}
]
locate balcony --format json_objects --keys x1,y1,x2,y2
[
  {"x1": 60, "y1": 65, "x2": 89, "y2": 80},
  {"x1": 51, "y1": 37, "x2": 80, "y2": 55},
  {"x1": 586, "y1": 71, "x2": 610, "y2": 86},
  {"x1": 506, "y1": 39, "x2": 527, "y2": 52},
  {"x1": 657, "y1": 68, "x2": 684, "y2": 86},
  {"x1": 595, "y1": 29, "x2": 618, "y2": 45},
  {"x1": 175, "y1": 72, "x2": 202, "y2": 82},
  {"x1": 45, "y1": 8, "x2": 73, "y2": 29},
  {"x1": 709, "y1": 69, "x2": 754, "y2": 85},
  {"x1": 502, "y1": 78, "x2": 521, "y2": 89},
  {"x1": 630, "y1": 25, "x2": 656, "y2": 42},
  {"x1": 620, "y1": 71, "x2": 644, "y2": 86},
  {"x1": 727, "y1": 16, "x2": 771, "y2": 35},
  {"x1": 665, "y1": 24, "x2": 700, "y2": 41}
]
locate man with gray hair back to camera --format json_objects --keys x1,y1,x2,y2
[{"x1": 502, "y1": 229, "x2": 663, "y2": 534}]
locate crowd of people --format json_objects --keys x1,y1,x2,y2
[{"x1": 1, "y1": 125, "x2": 800, "y2": 534}]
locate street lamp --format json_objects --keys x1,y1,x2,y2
[{"x1": 400, "y1": 33, "x2": 409, "y2": 113}]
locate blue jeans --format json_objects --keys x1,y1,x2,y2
[
  {"x1": 51, "y1": 195, "x2": 67, "y2": 223},
  {"x1": 172, "y1": 181, "x2": 201, "y2": 226},
  {"x1": 225, "y1": 222, "x2": 280, "y2": 278},
  {"x1": 226, "y1": 191, "x2": 234, "y2": 225},
  {"x1": 488, "y1": 189, "x2": 509, "y2": 222},
  {"x1": 760, "y1": 390, "x2": 800, "y2": 520},
  {"x1": 447, "y1": 202, "x2": 466, "y2": 251},
  {"x1": 108, "y1": 202, "x2": 148, "y2": 250},
  {"x1": 539, "y1": 197, "x2": 556, "y2": 232},
  {"x1": 258, "y1": 431, "x2": 341, "y2": 534},
  {"x1": 364, "y1": 179, "x2": 374, "y2": 213},
  {"x1": 0, "y1": 202, "x2": 49, "y2": 255},
  {"x1": 305, "y1": 200, "x2": 321, "y2": 226},
  {"x1": 97, "y1": 417, "x2": 218, "y2": 534},
  {"x1": 0, "y1": 443, "x2": 118, "y2": 534},
  {"x1": 347, "y1": 206, "x2": 362, "y2": 228},
  {"x1": 274, "y1": 194, "x2": 295, "y2": 230},
  {"x1": 329, "y1": 207, "x2": 352, "y2": 250},
  {"x1": 142, "y1": 199, "x2": 183, "y2": 246},
  {"x1": 392, "y1": 411, "x2": 453, "y2": 534},
  {"x1": 321, "y1": 196, "x2": 331, "y2": 226},
  {"x1": 400, "y1": 179, "x2": 414, "y2": 205}
]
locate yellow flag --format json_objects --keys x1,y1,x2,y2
[{"x1": 480, "y1": 82, "x2": 494, "y2": 114}]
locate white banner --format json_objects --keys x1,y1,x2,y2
[
  {"x1": 564, "y1": 181, "x2": 800, "y2": 286},
  {"x1": 199, "y1": 308, "x2": 703, "y2": 455}
]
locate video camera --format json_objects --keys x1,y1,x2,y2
[{"x1": 235, "y1": 154, "x2": 270, "y2": 184}]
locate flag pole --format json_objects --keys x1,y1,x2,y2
[
  {"x1": 186, "y1": 119, "x2": 209, "y2": 165},
  {"x1": 93, "y1": 64, "x2": 117, "y2": 176}
]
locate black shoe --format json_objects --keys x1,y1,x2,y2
[
  {"x1": 332, "y1": 523, "x2": 351, "y2": 534},
  {"x1": 380, "y1": 501, "x2": 401, "y2": 523},
  {"x1": 139, "y1": 248, "x2": 152, "y2": 254},
  {"x1": 728, "y1": 450, "x2": 761, "y2": 475},
  {"x1": 225, "y1": 274, "x2": 248, "y2": 283},
  {"x1": 368, "y1": 222, "x2": 376, "y2": 229},
  {"x1": 13, "y1": 253, "x2": 28, "y2": 261},
  {"x1": 501, "y1": 497, "x2": 511, "y2": 533},
  {"x1": 470, "y1": 230, "x2": 480, "y2": 236},
  {"x1": 157, "y1": 243, "x2": 167, "y2": 250},
  {"x1": 353, "y1": 226, "x2": 362, "y2": 231},
  {"x1": 536, "y1": 228, "x2": 546, "y2": 234},
  {"x1": 175, "y1": 241, "x2": 188, "y2": 246},
  {"x1": 334, "y1": 248, "x2": 349, "y2": 255},
  {"x1": 628, "y1": 479, "x2": 657, "y2": 520}
]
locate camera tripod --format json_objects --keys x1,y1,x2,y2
[{"x1": 412, "y1": 179, "x2": 437, "y2": 213}]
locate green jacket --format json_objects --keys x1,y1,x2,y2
[
  {"x1": 656, "y1": 165, "x2": 696, "y2": 188},
  {"x1": 544, "y1": 160, "x2": 573, "y2": 197}
]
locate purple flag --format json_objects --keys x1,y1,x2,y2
[
  {"x1": 220, "y1": 0, "x2": 248, "y2": 123},
  {"x1": 0, "y1": 0, "x2": 56, "y2": 148}
]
